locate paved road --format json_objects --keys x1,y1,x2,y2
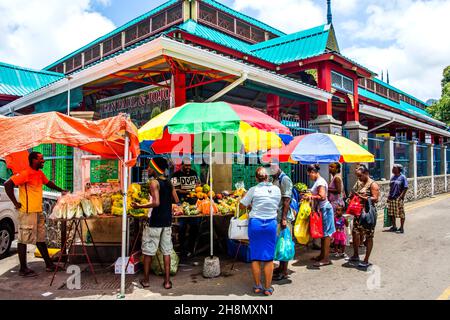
[{"x1": 1, "y1": 194, "x2": 449, "y2": 300}]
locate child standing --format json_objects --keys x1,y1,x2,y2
[{"x1": 332, "y1": 206, "x2": 348, "y2": 258}]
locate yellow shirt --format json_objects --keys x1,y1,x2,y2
[{"x1": 10, "y1": 168, "x2": 49, "y2": 213}]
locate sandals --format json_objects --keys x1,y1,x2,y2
[
  {"x1": 345, "y1": 256, "x2": 360, "y2": 262},
  {"x1": 19, "y1": 269, "x2": 38, "y2": 278},
  {"x1": 358, "y1": 262, "x2": 372, "y2": 269},
  {"x1": 263, "y1": 287, "x2": 274, "y2": 296},
  {"x1": 313, "y1": 261, "x2": 332, "y2": 268},
  {"x1": 310, "y1": 256, "x2": 323, "y2": 262},
  {"x1": 139, "y1": 280, "x2": 150, "y2": 289},
  {"x1": 272, "y1": 273, "x2": 288, "y2": 281},
  {"x1": 253, "y1": 285, "x2": 264, "y2": 294},
  {"x1": 46, "y1": 264, "x2": 66, "y2": 272},
  {"x1": 163, "y1": 281, "x2": 173, "y2": 290}
]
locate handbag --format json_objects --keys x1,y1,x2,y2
[
  {"x1": 347, "y1": 195, "x2": 363, "y2": 217},
  {"x1": 228, "y1": 201, "x2": 249, "y2": 240},
  {"x1": 309, "y1": 210, "x2": 324, "y2": 239},
  {"x1": 360, "y1": 198, "x2": 378, "y2": 229}
]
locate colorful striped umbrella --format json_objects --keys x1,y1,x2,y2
[
  {"x1": 262, "y1": 133, "x2": 374, "y2": 164},
  {"x1": 138, "y1": 102, "x2": 292, "y2": 259},
  {"x1": 138, "y1": 102, "x2": 292, "y2": 153}
]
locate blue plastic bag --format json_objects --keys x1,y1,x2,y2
[{"x1": 274, "y1": 228, "x2": 295, "y2": 262}]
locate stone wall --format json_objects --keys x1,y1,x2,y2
[
  {"x1": 434, "y1": 175, "x2": 447, "y2": 195},
  {"x1": 417, "y1": 176, "x2": 433, "y2": 199}
]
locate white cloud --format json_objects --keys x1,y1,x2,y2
[
  {"x1": 333, "y1": 0, "x2": 359, "y2": 16},
  {"x1": 232, "y1": 0, "x2": 325, "y2": 33},
  {"x1": 0, "y1": 0, "x2": 116, "y2": 69},
  {"x1": 231, "y1": 0, "x2": 448, "y2": 101},
  {"x1": 341, "y1": 0, "x2": 450, "y2": 100}
]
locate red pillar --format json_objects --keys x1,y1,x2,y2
[
  {"x1": 267, "y1": 94, "x2": 280, "y2": 120},
  {"x1": 346, "y1": 77, "x2": 360, "y2": 122},
  {"x1": 317, "y1": 62, "x2": 332, "y2": 116},
  {"x1": 406, "y1": 129, "x2": 413, "y2": 141},
  {"x1": 174, "y1": 72, "x2": 186, "y2": 107},
  {"x1": 298, "y1": 103, "x2": 310, "y2": 121},
  {"x1": 418, "y1": 131, "x2": 425, "y2": 143}
]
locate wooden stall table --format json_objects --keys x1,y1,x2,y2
[
  {"x1": 49, "y1": 215, "x2": 120, "y2": 286},
  {"x1": 174, "y1": 213, "x2": 234, "y2": 257}
]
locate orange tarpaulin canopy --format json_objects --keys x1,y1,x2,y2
[{"x1": 0, "y1": 112, "x2": 140, "y2": 166}]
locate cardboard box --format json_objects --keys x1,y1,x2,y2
[{"x1": 114, "y1": 254, "x2": 142, "y2": 275}]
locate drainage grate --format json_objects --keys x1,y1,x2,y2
[{"x1": 58, "y1": 274, "x2": 137, "y2": 291}]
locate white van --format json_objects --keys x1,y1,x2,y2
[{"x1": 0, "y1": 183, "x2": 18, "y2": 260}]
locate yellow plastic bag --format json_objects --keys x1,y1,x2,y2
[
  {"x1": 299, "y1": 200, "x2": 311, "y2": 220},
  {"x1": 294, "y1": 218, "x2": 310, "y2": 245}
]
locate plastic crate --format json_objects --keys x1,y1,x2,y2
[{"x1": 227, "y1": 239, "x2": 251, "y2": 263}]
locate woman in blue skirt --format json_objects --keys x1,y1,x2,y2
[
  {"x1": 240, "y1": 167, "x2": 281, "y2": 296},
  {"x1": 304, "y1": 164, "x2": 336, "y2": 268}
]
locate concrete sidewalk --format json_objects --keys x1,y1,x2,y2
[{"x1": 1, "y1": 193, "x2": 449, "y2": 300}]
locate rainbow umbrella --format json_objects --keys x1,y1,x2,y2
[
  {"x1": 262, "y1": 133, "x2": 374, "y2": 164},
  {"x1": 139, "y1": 102, "x2": 292, "y2": 154},
  {"x1": 138, "y1": 102, "x2": 292, "y2": 260}
]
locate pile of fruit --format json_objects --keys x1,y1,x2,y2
[
  {"x1": 111, "y1": 183, "x2": 150, "y2": 217},
  {"x1": 172, "y1": 185, "x2": 247, "y2": 217},
  {"x1": 217, "y1": 197, "x2": 238, "y2": 215},
  {"x1": 187, "y1": 184, "x2": 215, "y2": 200}
]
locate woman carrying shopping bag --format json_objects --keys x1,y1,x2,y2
[
  {"x1": 304, "y1": 164, "x2": 335, "y2": 268},
  {"x1": 240, "y1": 167, "x2": 281, "y2": 296}
]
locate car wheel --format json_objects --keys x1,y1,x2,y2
[{"x1": 0, "y1": 222, "x2": 13, "y2": 260}]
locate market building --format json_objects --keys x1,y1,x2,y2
[{"x1": 1, "y1": 0, "x2": 449, "y2": 204}]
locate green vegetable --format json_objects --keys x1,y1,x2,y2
[{"x1": 294, "y1": 183, "x2": 308, "y2": 193}]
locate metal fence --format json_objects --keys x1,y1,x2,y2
[
  {"x1": 368, "y1": 137, "x2": 385, "y2": 181},
  {"x1": 447, "y1": 148, "x2": 450, "y2": 174},
  {"x1": 434, "y1": 146, "x2": 441, "y2": 175},
  {"x1": 394, "y1": 141, "x2": 410, "y2": 177},
  {"x1": 417, "y1": 144, "x2": 428, "y2": 177},
  {"x1": 280, "y1": 115, "x2": 317, "y2": 184}
]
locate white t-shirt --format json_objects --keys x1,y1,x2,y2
[
  {"x1": 240, "y1": 182, "x2": 281, "y2": 220},
  {"x1": 311, "y1": 176, "x2": 329, "y2": 209}
]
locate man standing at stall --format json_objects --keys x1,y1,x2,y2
[
  {"x1": 268, "y1": 163, "x2": 294, "y2": 281},
  {"x1": 132, "y1": 157, "x2": 179, "y2": 290},
  {"x1": 4, "y1": 152, "x2": 67, "y2": 278},
  {"x1": 171, "y1": 158, "x2": 201, "y2": 258}
]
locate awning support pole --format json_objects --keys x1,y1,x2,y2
[
  {"x1": 209, "y1": 132, "x2": 214, "y2": 258},
  {"x1": 119, "y1": 131, "x2": 130, "y2": 298},
  {"x1": 205, "y1": 72, "x2": 248, "y2": 102},
  {"x1": 67, "y1": 77, "x2": 71, "y2": 116},
  {"x1": 368, "y1": 119, "x2": 395, "y2": 133}
]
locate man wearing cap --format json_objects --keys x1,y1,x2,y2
[
  {"x1": 387, "y1": 164, "x2": 409, "y2": 234},
  {"x1": 132, "y1": 157, "x2": 179, "y2": 289},
  {"x1": 268, "y1": 163, "x2": 294, "y2": 281},
  {"x1": 170, "y1": 159, "x2": 201, "y2": 258}
]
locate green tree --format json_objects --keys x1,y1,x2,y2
[{"x1": 427, "y1": 66, "x2": 450, "y2": 125}]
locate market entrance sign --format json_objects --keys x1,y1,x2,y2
[{"x1": 97, "y1": 86, "x2": 171, "y2": 126}]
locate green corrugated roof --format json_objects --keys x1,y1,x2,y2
[
  {"x1": 373, "y1": 78, "x2": 428, "y2": 107},
  {"x1": 358, "y1": 87, "x2": 442, "y2": 126},
  {"x1": 178, "y1": 20, "x2": 252, "y2": 54},
  {"x1": 0, "y1": 62, "x2": 64, "y2": 97},
  {"x1": 44, "y1": 0, "x2": 179, "y2": 70},
  {"x1": 249, "y1": 25, "x2": 330, "y2": 64},
  {"x1": 201, "y1": 0, "x2": 285, "y2": 36}
]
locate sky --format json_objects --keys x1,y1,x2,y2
[{"x1": 1, "y1": 0, "x2": 449, "y2": 102}]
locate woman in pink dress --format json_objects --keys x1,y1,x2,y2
[
  {"x1": 328, "y1": 162, "x2": 345, "y2": 213},
  {"x1": 332, "y1": 206, "x2": 348, "y2": 258}
]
